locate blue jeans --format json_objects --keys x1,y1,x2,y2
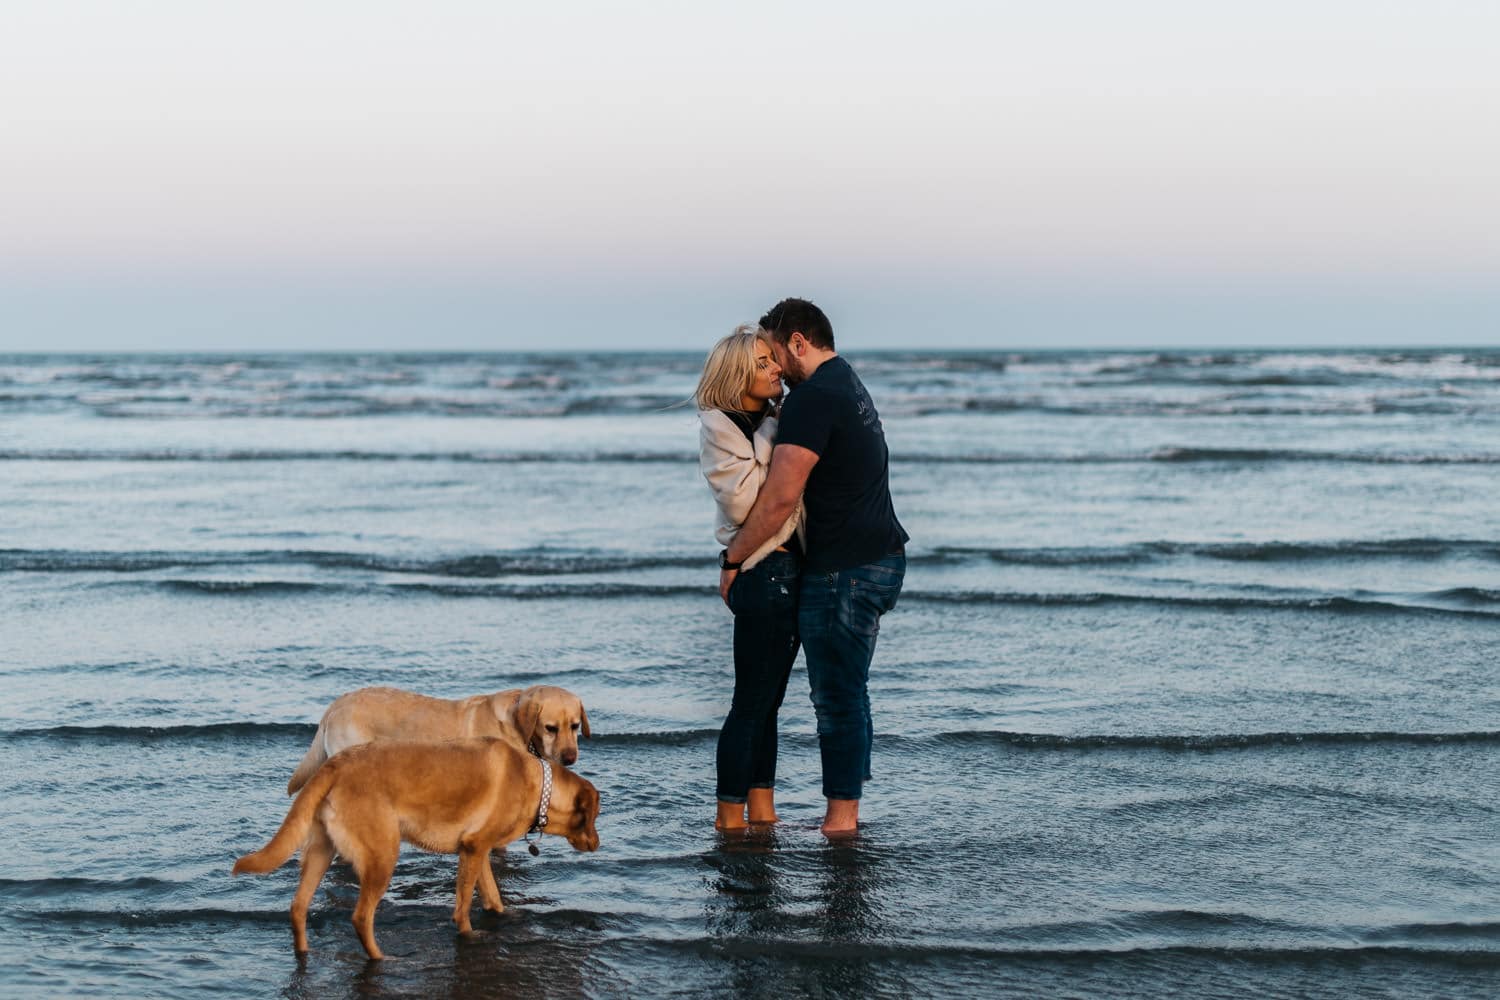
[
  {"x1": 799, "y1": 552, "x2": 905, "y2": 800},
  {"x1": 716, "y1": 550, "x2": 801, "y2": 804}
]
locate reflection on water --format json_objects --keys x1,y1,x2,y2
[
  {"x1": 276, "y1": 853, "x2": 616, "y2": 1000},
  {"x1": 277, "y1": 910, "x2": 617, "y2": 1000},
  {"x1": 816, "y1": 841, "x2": 885, "y2": 943},
  {"x1": 702, "y1": 827, "x2": 788, "y2": 939},
  {"x1": 702, "y1": 831, "x2": 914, "y2": 998}
]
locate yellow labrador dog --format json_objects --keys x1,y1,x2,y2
[
  {"x1": 286, "y1": 684, "x2": 591, "y2": 795},
  {"x1": 234, "y1": 737, "x2": 601, "y2": 960},
  {"x1": 284, "y1": 684, "x2": 591, "y2": 919}
]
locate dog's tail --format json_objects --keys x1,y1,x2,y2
[
  {"x1": 285, "y1": 720, "x2": 329, "y2": 795},
  {"x1": 234, "y1": 764, "x2": 337, "y2": 876}
]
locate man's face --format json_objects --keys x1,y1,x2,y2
[{"x1": 771, "y1": 334, "x2": 806, "y2": 385}]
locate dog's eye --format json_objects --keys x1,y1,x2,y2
[
  {"x1": 545, "y1": 725, "x2": 559, "y2": 734},
  {"x1": 571, "y1": 723, "x2": 580, "y2": 731}
]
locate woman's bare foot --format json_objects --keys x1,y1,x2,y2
[
  {"x1": 820, "y1": 797, "x2": 860, "y2": 837},
  {"x1": 746, "y1": 788, "x2": 779, "y2": 824},
  {"x1": 715, "y1": 800, "x2": 748, "y2": 831}
]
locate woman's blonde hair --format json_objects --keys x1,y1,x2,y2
[{"x1": 694, "y1": 324, "x2": 771, "y2": 413}]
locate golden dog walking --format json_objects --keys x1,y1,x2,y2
[{"x1": 234, "y1": 737, "x2": 600, "y2": 960}]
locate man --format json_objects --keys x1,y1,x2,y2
[{"x1": 718, "y1": 297, "x2": 908, "y2": 837}]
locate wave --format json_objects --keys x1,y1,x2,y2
[
  {"x1": 0, "y1": 722, "x2": 316, "y2": 743},
  {"x1": 891, "y1": 400, "x2": 1500, "y2": 419},
  {"x1": 0, "y1": 548, "x2": 707, "y2": 576},
  {"x1": 9, "y1": 905, "x2": 1499, "y2": 964},
  {"x1": 929, "y1": 730, "x2": 1500, "y2": 751},
  {"x1": 1078, "y1": 373, "x2": 1347, "y2": 388},
  {"x1": 0, "y1": 722, "x2": 720, "y2": 747},
  {"x1": 7, "y1": 723, "x2": 1494, "y2": 751},
  {"x1": 6, "y1": 540, "x2": 1495, "y2": 579},
  {"x1": 0, "y1": 448, "x2": 696, "y2": 463},
  {"x1": 55, "y1": 578, "x2": 1500, "y2": 618},
  {"x1": 157, "y1": 579, "x2": 326, "y2": 594},
  {"x1": 592, "y1": 728, "x2": 721, "y2": 746},
  {"x1": 10, "y1": 397, "x2": 1498, "y2": 422},
  {"x1": 904, "y1": 590, "x2": 1500, "y2": 618},
  {"x1": 12, "y1": 903, "x2": 1496, "y2": 967},
  {"x1": 6, "y1": 446, "x2": 1500, "y2": 465},
  {"x1": 630, "y1": 935, "x2": 1500, "y2": 966},
  {"x1": 1142, "y1": 447, "x2": 1500, "y2": 465},
  {"x1": 585, "y1": 728, "x2": 1500, "y2": 753},
  {"x1": 1433, "y1": 587, "x2": 1500, "y2": 604},
  {"x1": 9, "y1": 392, "x2": 1496, "y2": 422},
  {"x1": 930, "y1": 538, "x2": 1500, "y2": 565},
  {"x1": 150, "y1": 579, "x2": 713, "y2": 599},
  {"x1": 7, "y1": 907, "x2": 344, "y2": 929},
  {"x1": 67, "y1": 393, "x2": 690, "y2": 420},
  {"x1": 0, "y1": 876, "x2": 176, "y2": 899}
]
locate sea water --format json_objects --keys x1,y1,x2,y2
[{"x1": 2, "y1": 349, "x2": 1497, "y2": 997}]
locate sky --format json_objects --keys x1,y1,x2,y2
[{"x1": 1, "y1": 1, "x2": 1497, "y2": 351}]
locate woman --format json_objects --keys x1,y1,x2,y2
[{"x1": 695, "y1": 325, "x2": 804, "y2": 831}]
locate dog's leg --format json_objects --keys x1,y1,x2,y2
[
  {"x1": 349, "y1": 840, "x2": 397, "y2": 961},
  {"x1": 452, "y1": 840, "x2": 487, "y2": 934},
  {"x1": 290, "y1": 826, "x2": 335, "y2": 955},
  {"x1": 476, "y1": 851, "x2": 505, "y2": 914}
]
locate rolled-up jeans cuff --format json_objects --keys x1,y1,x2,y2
[{"x1": 716, "y1": 794, "x2": 748, "y2": 805}]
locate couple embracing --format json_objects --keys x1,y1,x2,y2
[{"x1": 693, "y1": 297, "x2": 908, "y2": 837}]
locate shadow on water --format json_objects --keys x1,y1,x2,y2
[{"x1": 700, "y1": 828, "x2": 915, "y2": 999}]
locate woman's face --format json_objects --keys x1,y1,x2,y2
[{"x1": 746, "y1": 340, "x2": 783, "y2": 402}]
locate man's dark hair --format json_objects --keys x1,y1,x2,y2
[{"x1": 759, "y1": 298, "x2": 834, "y2": 351}]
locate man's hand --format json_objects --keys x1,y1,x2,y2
[
  {"x1": 722, "y1": 443, "x2": 819, "y2": 567},
  {"x1": 719, "y1": 567, "x2": 738, "y2": 607}
]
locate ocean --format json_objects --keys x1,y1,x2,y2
[{"x1": 2, "y1": 348, "x2": 1497, "y2": 998}]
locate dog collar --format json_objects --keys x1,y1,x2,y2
[{"x1": 526, "y1": 757, "x2": 553, "y2": 856}]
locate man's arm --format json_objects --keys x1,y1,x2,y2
[{"x1": 719, "y1": 443, "x2": 818, "y2": 603}]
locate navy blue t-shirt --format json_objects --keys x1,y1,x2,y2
[{"x1": 775, "y1": 356, "x2": 908, "y2": 573}]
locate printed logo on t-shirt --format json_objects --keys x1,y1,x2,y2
[{"x1": 856, "y1": 387, "x2": 879, "y2": 429}]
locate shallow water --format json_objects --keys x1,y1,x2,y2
[{"x1": 2, "y1": 349, "x2": 1498, "y2": 997}]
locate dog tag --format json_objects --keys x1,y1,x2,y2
[{"x1": 528, "y1": 842, "x2": 540, "y2": 857}]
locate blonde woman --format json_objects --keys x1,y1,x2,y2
[{"x1": 696, "y1": 325, "x2": 804, "y2": 831}]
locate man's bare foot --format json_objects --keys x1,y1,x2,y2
[
  {"x1": 820, "y1": 797, "x2": 860, "y2": 837},
  {"x1": 715, "y1": 800, "x2": 748, "y2": 831},
  {"x1": 746, "y1": 788, "x2": 779, "y2": 824}
]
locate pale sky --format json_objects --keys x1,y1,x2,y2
[{"x1": 2, "y1": 1, "x2": 1497, "y2": 350}]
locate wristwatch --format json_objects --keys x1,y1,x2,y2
[{"x1": 719, "y1": 549, "x2": 743, "y2": 571}]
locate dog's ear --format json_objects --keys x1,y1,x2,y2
[
  {"x1": 517, "y1": 690, "x2": 543, "y2": 742},
  {"x1": 579, "y1": 702, "x2": 591, "y2": 739}
]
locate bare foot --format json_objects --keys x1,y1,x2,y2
[
  {"x1": 715, "y1": 801, "x2": 748, "y2": 831},
  {"x1": 746, "y1": 788, "x2": 779, "y2": 824},
  {"x1": 820, "y1": 797, "x2": 860, "y2": 838}
]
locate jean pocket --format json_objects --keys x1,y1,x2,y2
[
  {"x1": 844, "y1": 577, "x2": 900, "y2": 635},
  {"x1": 734, "y1": 564, "x2": 799, "y2": 618},
  {"x1": 766, "y1": 572, "x2": 799, "y2": 616}
]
